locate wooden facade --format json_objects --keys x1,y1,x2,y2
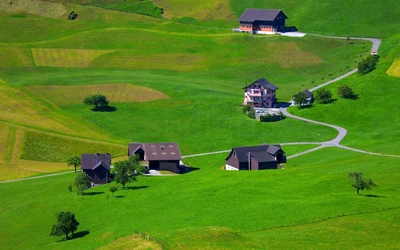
[
  {"x1": 239, "y1": 9, "x2": 287, "y2": 34},
  {"x1": 81, "y1": 153, "x2": 111, "y2": 185}
]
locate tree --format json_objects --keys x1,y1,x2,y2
[
  {"x1": 358, "y1": 55, "x2": 379, "y2": 75},
  {"x1": 242, "y1": 104, "x2": 251, "y2": 113},
  {"x1": 292, "y1": 92, "x2": 308, "y2": 107},
  {"x1": 74, "y1": 172, "x2": 93, "y2": 195},
  {"x1": 337, "y1": 85, "x2": 357, "y2": 99},
  {"x1": 67, "y1": 155, "x2": 81, "y2": 172},
  {"x1": 68, "y1": 183, "x2": 73, "y2": 195},
  {"x1": 114, "y1": 159, "x2": 136, "y2": 189},
  {"x1": 109, "y1": 186, "x2": 118, "y2": 197},
  {"x1": 83, "y1": 94, "x2": 109, "y2": 110},
  {"x1": 348, "y1": 172, "x2": 377, "y2": 195},
  {"x1": 315, "y1": 89, "x2": 333, "y2": 104},
  {"x1": 247, "y1": 109, "x2": 256, "y2": 119},
  {"x1": 50, "y1": 211, "x2": 79, "y2": 240}
]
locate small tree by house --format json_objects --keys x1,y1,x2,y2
[
  {"x1": 74, "y1": 172, "x2": 93, "y2": 195},
  {"x1": 315, "y1": 89, "x2": 333, "y2": 104},
  {"x1": 348, "y1": 172, "x2": 376, "y2": 195},
  {"x1": 293, "y1": 92, "x2": 308, "y2": 107},
  {"x1": 109, "y1": 186, "x2": 118, "y2": 197},
  {"x1": 247, "y1": 109, "x2": 256, "y2": 119},
  {"x1": 358, "y1": 55, "x2": 379, "y2": 75},
  {"x1": 114, "y1": 159, "x2": 136, "y2": 189},
  {"x1": 67, "y1": 155, "x2": 81, "y2": 172},
  {"x1": 337, "y1": 85, "x2": 357, "y2": 99},
  {"x1": 50, "y1": 211, "x2": 79, "y2": 240},
  {"x1": 68, "y1": 183, "x2": 73, "y2": 195},
  {"x1": 242, "y1": 104, "x2": 251, "y2": 113},
  {"x1": 84, "y1": 94, "x2": 109, "y2": 110}
]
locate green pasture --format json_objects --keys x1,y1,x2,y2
[{"x1": 1, "y1": 148, "x2": 399, "y2": 249}]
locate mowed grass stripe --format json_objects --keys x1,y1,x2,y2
[
  {"x1": 3, "y1": 127, "x2": 16, "y2": 163},
  {"x1": 0, "y1": 0, "x2": 67, "y2": 19},
  {"x1": 28, "y1": 83, "x2": 169, "y2": 107},
  {"x1": 32, "y1": 48, "x2": 113, "y2": 68},
  {"x1": 0, "y1": 47, "x2": 33, "y2": 68},
  {"x1": 386, "y1": 58, "x2": 400, "y2": 77},
  {"x1": 11, "y1": 129, "x2": 24, "y2": 163},
  {"x1": 0, "y1": 125, "x2": 10, "y2": 163}
]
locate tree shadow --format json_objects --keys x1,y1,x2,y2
[
  {"x1": 91, "y1": 106, "x2": 117, "y2": 112},
  {"x1": 56, "y1": 230, "x2": 90, "y2": 242},
  {"x1": 124, "y1": 185, "x2": 150, "y2": 190},
  {"x1": 115, "y1": 195, "x2": 125, "y2": 198},
  {"x1": 361, "y1": 194, "x2": 385, "y2": 198},
  {"x1": 84, "y1": 191, "x2": 104, "y2": 196},
  {"x1": 343, "y1": 94, "x2": 359, "y2": 100},
  {"x1": 278, "y1": 102, "x2": 292, "y2": 108},
  {"x1": 184, "y1": 166, "x2": 200, "y2": 174}
]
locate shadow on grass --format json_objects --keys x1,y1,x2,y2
[
  {"x1": 278, "y1": 102, "x2": 292, "y2": 108},
  {"x1": 115, "y1": 195, "x2": 125, "y2": 198},
  {"x1": 184, "y1": 166, "x2": 200, "y2": 173},
  {"x1": 342, "y1": 94, "x2": 359, "y2": 100},
  {"x1": 362, "y1": 194, "x2": 386, "y2": 198},
  {"x1": 282, "y1": 26, "x2": 298, "y2": 32},
  {"x1": 84, "y1": 191, "x2": 104, "y2": 196},
  {"x1": 56, "y1": 230, "x2": 90, "y2": 242},
  {"x1": 124, "y1": 185, "x2": 149, "y2": 190},
  {"x1": 91, "y1": 106, "x2": 117, "y2": 112}
]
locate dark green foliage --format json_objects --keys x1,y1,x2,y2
[
  {"x1": 242, "y1": 104, "x2": 251, "y2": 113},
  {"x1": 68, "y1": 183, "x2": 73, "y2": 194},
  {"x1": 348, "y1": 172, "x2": 377, "y2": 195},
  {"x1": 114, "y1": 155, "x2": 142, "y2": 189},
  {"x1": 109, "y1": 186, "x2": 118, "y2": 197},
  {"x1": 315, "y1": 89, "x2": 333, "y2": 104},
  {"x1": 293, "y1": 92, "x2": 308, "y2": 107},
  {"x1": 83, "y1": 94, "x2": 109, "y2": 110},
  {"x1": 337, "y1": 85, "x2": 357, "y2": 99},
  {"x1": 247, "y1": 109, "x2": 256, "y2": 119},
  {"x1": 67, "y1": 155, "x2": 81, "y2": 172},
  {"x1": 50, "y1": 211, "x2": 79, "y2": 240},
  {"x1": 358, "y1": 55, "x2": 379, "y2": 75},
  {"x1": 260, "y1": 112, "x2": 284, "y2": 122},
  {"x1": 74, "y1": 172, "x2": 93, "y2": 195},
  {"x1": 68, "y1": 11, "x2": 78, "y2": 20}
]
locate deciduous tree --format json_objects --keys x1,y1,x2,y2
[
  {"x1": 114, "y1": 155, "x2": 144, "y2": 189},
  {"x1": 83, "y1": 94, "x2": 109, "y2": 110},
  {"x1": 337, "y1": 85, "x2": 357, "y2": 99},
  {"x1": 348, "y1": 172, "x2": 376, "y2": 195},
  {"x1": 74, "y1": 172, "x2": 93, "y2": 195},
  {"x1": 50, "y1": 211, "x2": 79, "y2": 240},
  {"x1": 293, "y1": 92, "x2": 308, "y2": 107},
  {"x1": 358, "y1": 55, "x2": 379, "y2": 75},
  {"x1": 315, "y1": 89, "x2": 333, "y2": 104},
  {"x1": 109, "y1": 186, "x2": 118, "y2": 197},
  {"x1": 67, "y1": 155, "x2": 80, "y2": 172}
]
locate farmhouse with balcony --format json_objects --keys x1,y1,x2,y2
[
  {"x1": 128, "y1": 142, "x2": 183, "y2": 173},
  {"x1": 225, "y1": 144, "x2": 286, "y2": 171},
  {"x1": 239, "y1": 8, "x2": 287, "y2": 34},
  {"x1": 243, "y1": 78, "x2": 278, "y2": 108},
  {"x1": 81, "y1": 153, "x2": 111, "y2": 185}
]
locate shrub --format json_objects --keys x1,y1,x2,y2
[
  {"x1": 315, "y1": 89, "x2": 333, "y2": 104},
  {"x1": 260, "y1": 112, "x2": 284, "y2": 122},
  {"x1": 242, "y1": 104, "x2": 251, "y2": 113},
  {"x1": 358, "y1": 55, "x2": 379, "y2": 75},
  {"x1": 337, "y1": 85, "x2": 357, "y2": 99},
  {"x1": 247, "y1": 109, "x2": 256, "y2": 119}
]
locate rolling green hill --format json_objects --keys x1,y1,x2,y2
[{"x1": 0, "y1": 0, "x2": 400, "y2": 249}]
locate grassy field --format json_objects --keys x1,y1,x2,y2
[
  {"x1": 1, "y1": 0, "x2": 400, "y2": 249},
  {"x1": 1, "y1": 148, "x2": 399, "y2": 249},
  {"x1": 387, "y1": 58, "x2": 400, "y2": 77}
]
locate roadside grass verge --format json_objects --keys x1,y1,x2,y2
[
  {"x1": 20, "y1": 131, "x2": 126, "y2": 162},
  {"x1": 1, "y1": 148, "x2": 399, "y2": 249},
  {"x1": 28, "y1": 83, "x2": 169, "y2": 107}
]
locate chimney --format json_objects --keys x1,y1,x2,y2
[{"x1": 247, "y1": 152, "x2": 251, "y2": 170}]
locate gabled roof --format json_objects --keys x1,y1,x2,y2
[
  {"x1": 243, "y1": 78, "x2": 278, "y2": 91},
  {"x1": 225, "y1": 144, "x2": 284, "y2": 162},
  {"x1": 81, "y1": 154, "x2": 111, "y2": 171},
  {"x1": 239, "y1": 8, "x2": 287, "y2": 23},
  {"x1": 302, "y1": 89, "x2": 313, "y2": 98},
  {"x1": 129, "y1": 142, "x2": 182, "y2": 161}
]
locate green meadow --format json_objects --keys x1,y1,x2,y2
[{"x1": 0, "y1": 0, "x2": 400, "y2": 249}]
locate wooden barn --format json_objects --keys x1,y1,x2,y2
[
  {"x1": 239, "y1": 8, "x2": 287, "y2": 34},
  {"x1": 81, "y1": 153, "x2": 111, "y2": 184},
  {"x1": 225, "y1": 144, "x2": 286, "y2": 171},
  {"x1": 128, "y1": 142, "x2": 183, "y2": 173}
]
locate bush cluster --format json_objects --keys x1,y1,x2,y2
[
  {"x1": 358, "y1": 55, "x2": 379, "y2": 75},
  {"x1": 260, "y1": 112, "x2": 284, "y2": 122}
]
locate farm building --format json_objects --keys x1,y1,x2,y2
[
  {"x1": 225, "y1": 144, "x2": 286, "y2": 170},
  {"x1": 239, "y1": 8, "x2": 287, "y2": 34},
  {"x1": 81, "y1": 153, "x2": 111, "y2": 184},
  {"x1": 243, "y1": 78, "x2": 279, "y2": 108},
  {"x1": 128, "y1": 142, "x2": 183, "y2": 173}
]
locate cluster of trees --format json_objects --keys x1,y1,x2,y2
[
  {"x1": 294, "y1": 85, "x2": 357, "y2": 108},
  {"x1": 358, "y1": 55, "x2": 379, "y2": 75}
]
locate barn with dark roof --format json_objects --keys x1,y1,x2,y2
[
  {"x1": 128, "y1": 142, "x2": 183, "y2": 173},
  {"x1": 81, "y1": 153, "x2": 111, "y2": 184},
  {"x1": 239, "y1": 8, "x2": 287, "y2": 34},
  {"x1": 225, "y1": 144, "x2": 286, "y2": 170}
]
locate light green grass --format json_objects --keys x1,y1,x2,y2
[
  {"x1": 1, "y1": 148, "x2": 399, "y2": 249},
  {"x1": 387, "y1": 58, "x2": 400, "y2": 77}
]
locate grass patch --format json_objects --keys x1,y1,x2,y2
[
  {"x1": 20, "y1": 131, "x2": 126, "y2": 162},
  {"x1": 98, "y1": 234, "x2": 162, "y2": 250},
  {"x1": 3, "y1": 126, "x2": 16, "y2": 163},
  {"x1": 0, "y1": 0, "x2": 67, "y2": 19},
  {"x1": 31, "y1": 48, "x2": 113, "y2": 68},
  {"x1": 386, "y1": 58, "x2": 400, "y2": 77},
  {"x1": 0, "y1": 47, "x2": 33, "y2": 68},
  {"x1": 28, "y1": 83, "x2": 169, "y2": 106}
]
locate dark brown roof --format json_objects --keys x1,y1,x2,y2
[
  {"x1": 81, "y1": 153, "x2": 111, "y2": 171},
  {"x1": 239, "y1": 8, "x2": 287, "y2": 22},
  {"x1": 243, "y1": 78, "x2": 278, "y2": 91},
  {"x1": 225, "y1": 144, "x2": 284, "y2": 162},
  {"x1": 302, "y1": 89, "x2": 313, "y2": 98},
  {"x1": 128, "y1": 142, "x2": 182, "y2": 161}
]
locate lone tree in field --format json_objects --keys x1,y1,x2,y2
[
  {"x1": 74, "y1": 172, "x2": 93, "y2": 195},
  {"x1": 114, "y1": 155, "x2": 143, "y2": 189},
  {"x1": 50, "y1": 211, "x2": 80, "y2": 240},
  {"x1": 67, "y1": 155, "x2": 81, "y2": 172},
  {"x1": 84, "y1": 94, "x2": 109, "y2": 110},
  {"x1": 293, "y1": 92, "x2": 308, "y2": 107},
  {"x1": 348, "y1": 172, "x2": 376, "y2": 195},
  {"x1": 337, "y1": 85, "x2": 357, "y2": 99},
  {"x1": 315, "y1": 89, "x2": 333, "y2": 104},
  {"x1": 358, "y1": 55, "x2": 379, "y2": 75}
]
